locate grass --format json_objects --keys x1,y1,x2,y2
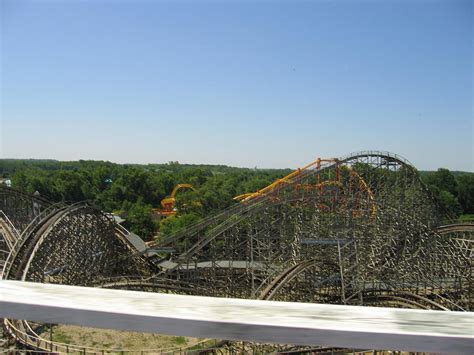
[
  {"x1": 173, "y1": 336, "x2": 187, "y2": 345},
  {"x1": 458, "y1": 214, "x2": 474, "y2": 222},
  {"x1": 186, "y1": 339, "x2": 220, "y2": 351},
  {"x1": 40, "y1": 324, "x2": 206, "y2": 351},
  {"x1": 51, "y1": 327, "x2": 73, "y2": 344}
]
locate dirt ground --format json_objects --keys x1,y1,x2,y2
[{"x1": 39, "y1": 324, "x2": 215, "y2": 353}]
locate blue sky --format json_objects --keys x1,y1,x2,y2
[{"x1": 1, "y1": 0, "x2": 472, "y2": 170}]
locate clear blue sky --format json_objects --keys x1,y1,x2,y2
[{"x1": 1, "y1": 0, "x2": 472, "y2": 171}]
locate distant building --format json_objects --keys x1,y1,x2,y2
[{"x1": 0, "y1": 178, "x2": 12, "y2": 187}]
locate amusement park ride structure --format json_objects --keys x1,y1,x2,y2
[
  {"x1": 0, "y1": 151, "x2": 472, "y2": 354},
  {"x1": 155, "y1": 183, "x2": 195, "y2": 217},
  {"x1": 234, "y1": 157, "x2": 377, "y2": 219},
  {"x1": 234, "y1": 158, "x2": 338, "y2": 202}
]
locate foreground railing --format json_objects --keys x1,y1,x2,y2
[{"x1": 0, "y1": 280, "x2": 472, "y2": 354}]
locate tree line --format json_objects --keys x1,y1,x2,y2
[
  {"x1": 420, "y1": 168, "x2": 474, "y2": 219},
  {"x1": 0, "y1": 159, "x2": 291, "y2": 241},
  {"x1": 1, "y1": 159, "x2": 472, "y2": 241}
]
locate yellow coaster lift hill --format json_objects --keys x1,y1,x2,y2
[
  {"x1": 158, "y1": 184, "x2": 195, "y2": 216},
  {"x1": 233, "y1": 157, "x2": 377, "y2": 219}
]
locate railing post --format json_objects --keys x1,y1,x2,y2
[{"x1": 50, "y1": 323, "x2": 53, "y2": 351}]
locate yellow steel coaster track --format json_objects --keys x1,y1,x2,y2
[{"x1": 234, "y1": 157, "x2": 377, "y2": 219}]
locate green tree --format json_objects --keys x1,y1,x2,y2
[
  {"x1": 424, "y1": 168, "x2": 458, "y2": 197},
  {"x1": 126, "y1": 200, "x2": 155, "y2": 241},
  {"x1": 457, "y1": 174, "x2": 474, "y2": 214},
  {"x1": 175, "y1": 190, "x2": 205, "y2": 215},
  {"x1": 159, "y1": 213, "x2": 201, "y2": 237},
  {"x1": 438, "y1": 190, "x2": 462, "y2": 217}
]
